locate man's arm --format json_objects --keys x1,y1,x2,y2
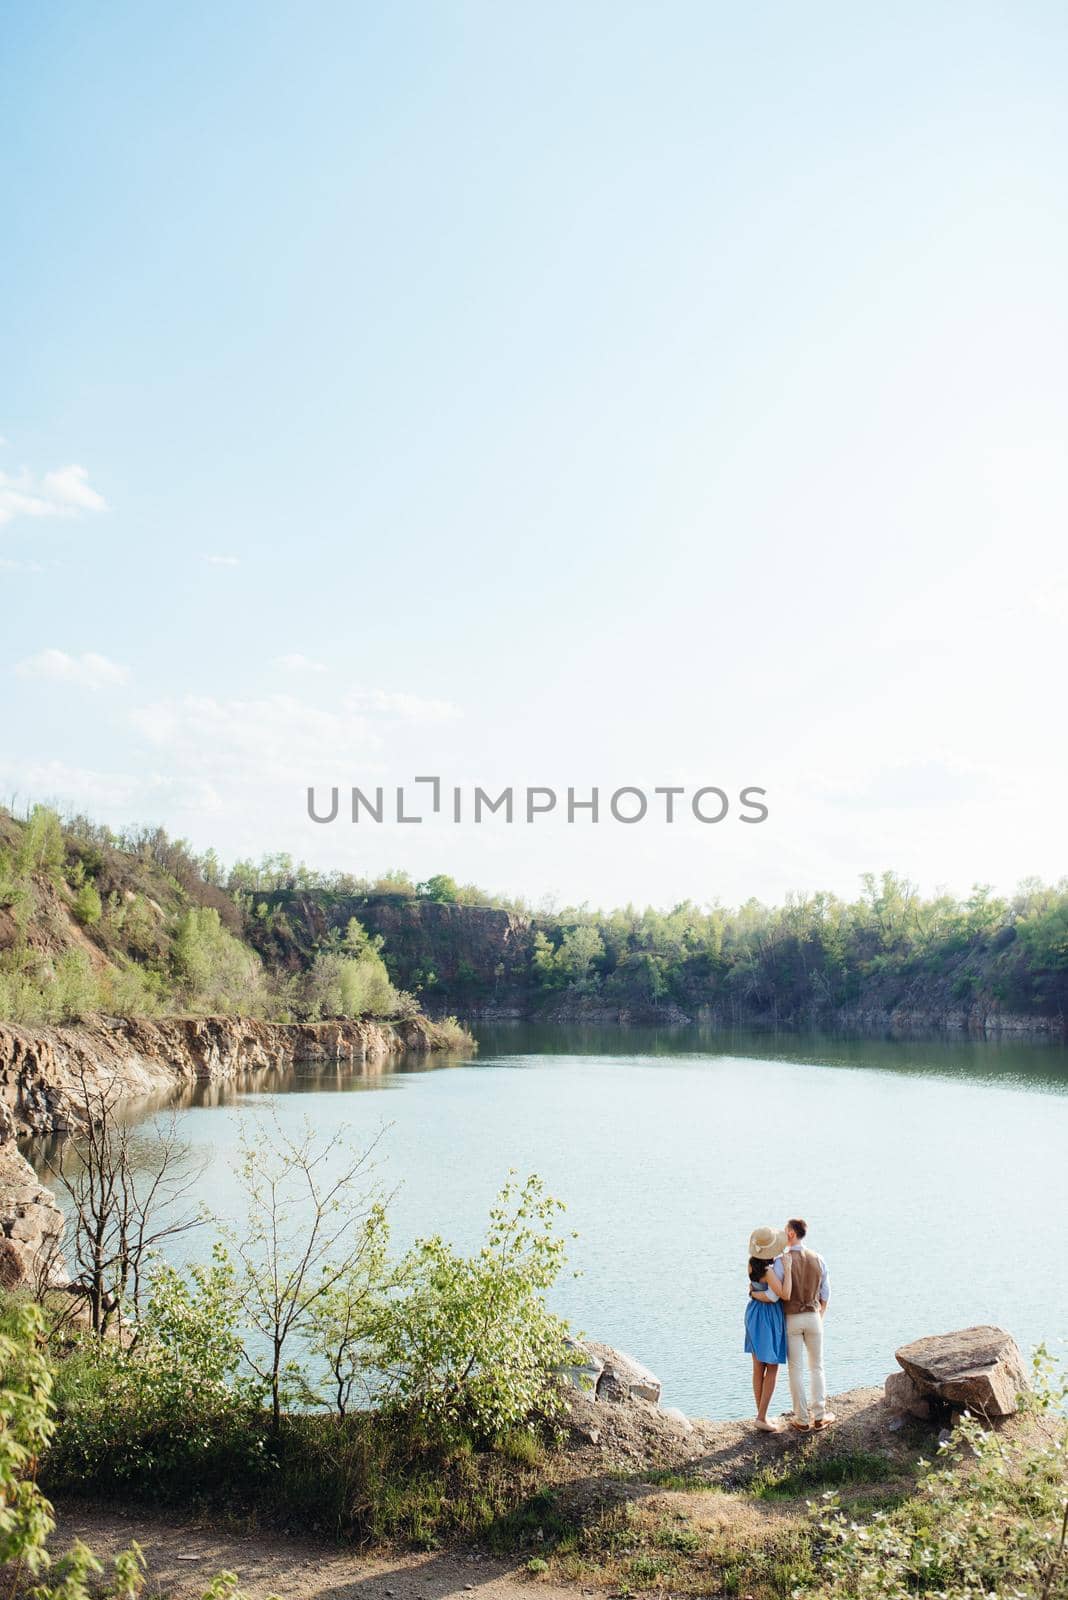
[{"x1": 819, "y1": 1255, "x2": 830, "y2": 1316}]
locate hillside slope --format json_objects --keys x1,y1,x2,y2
[
  {"x1": 3, "y1": 807, "x2": 1066, "y2": 1034},
  {"x1": 0, "y1": 808, "x2": 459, "y2": 1032}
]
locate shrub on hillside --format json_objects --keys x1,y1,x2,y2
[
  {"x1": 170, "y1": 906, "x2": 273, "y2": 1015},
  {"x1": 72, "y1": 881, "x2": 103, "y2": 926}
]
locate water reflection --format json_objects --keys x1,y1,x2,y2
[{"x1": 472, "y1": 1022, "x2": 1068, "y2": 1092}]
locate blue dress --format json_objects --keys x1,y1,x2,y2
[{"x1": 744, "y1": 1276, "x2": 787, "y2": 1364}]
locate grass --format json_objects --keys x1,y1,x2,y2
[
  {"x1": 747, "y1": 1446, "x2": 905, "y2": 1500},
  {"x1": 521, "y1": 1444, "x2": 926, "y2": 1595},
  {"x1": 614, "y1": 1465, "x2": 723, "y2": 1492},
  {"x1": 536, "y1": 1495, "x2": 820, "y2": 1599},
  {"x1": 43, "y1": 1396, "x2": 558, "y2": 1550}
]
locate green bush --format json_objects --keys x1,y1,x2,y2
[
  {"x1": 170, "y1": 905, "x2": 273, "y2": 1014},
  {"x1": 47, "y1": 1250, "x2": 266, "y2": 1496},
  {"x1": 1, "y1": 1298, "x2": 262, "y2": 1596},
  {"x1": 375, "y1": 1174, "x2": 572, "y2": 1444},
  {"x1": 0, "y1": 948, "x2": 103, "y2": 1024},
  {"x1": 72, "y1": 880, "x2": 103, "y2": 926},
  {"x1": 303, "y1": 948, "x2": 400, "y2": 1018},
  {"x1": 16, "y1": 805, "x2": 66, "y2": 884},
  {"x1": 813, "y1": 1349, "x2": 1068, "y2": 1599}
]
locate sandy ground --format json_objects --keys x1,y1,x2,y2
[{"x1": 43, "y1": 1506, "x2": 572, "y2": 1600}]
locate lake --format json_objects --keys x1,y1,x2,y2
[{"x1": 30, "y1": 1023, "x2": 1068, "y2": 1419}]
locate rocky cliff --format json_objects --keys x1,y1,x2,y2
[
  {"x1": 0, "y1": 1012, "x2": 470, "y2": 1286},
  {"x1": 249, "y1": 893, "x2": 538, "y2": 1014},
  {"x1": 248, "y1": 893, "x2": 1068, "y2": 1035},
  {"x1": 0, "y1": 1012, "x2": 465, "y2": 1138}
]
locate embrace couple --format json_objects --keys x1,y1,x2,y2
[{"x1": 744, "y1": 1218, "x2": 835, "y2": 1434}]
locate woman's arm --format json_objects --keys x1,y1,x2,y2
[{"x1": 762, "y1": 1258, "x2": 793, "y2": 1301}]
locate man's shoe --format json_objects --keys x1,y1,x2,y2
[
  {"x1": 788, "y1": 1419, "x2": 812, "y2": 1433},
  {"x1": 811, "y1": 1412, "x2": 838, "y2": 1431}
]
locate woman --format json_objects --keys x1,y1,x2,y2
[{"x1": 744, "y1": 1225, "x2": 792, "y2": 1432}]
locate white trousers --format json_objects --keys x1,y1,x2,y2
[{"x1": 786, "y1": 1310, "x2": 826, "y2": 1424}]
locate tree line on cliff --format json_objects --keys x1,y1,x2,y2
[{"x1": 1, "y1": 803, "x2": 1066, "y2": 1026}]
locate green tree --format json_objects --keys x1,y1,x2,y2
[
  {"x1": 0, "y1": 1299, "x2": 160, "y2": 1598},
  {"x1": 72, "y1": 881, "x2": 103, "y2": 927},
  {"x1": 225, "y1": 1115, "x2": 387, "y2": 1428},
  {"x1": 418, "y1": 873, "x2": 459, "y2": 903},
  {"x1": 373, "y1": 1174, "x2": 571, "y2": 1443},
  {"x1": 557, "y1": 924, "x2": 605, "y2": 986},
  {"x1": 305, "y1": 1203, "x2": 395, "y2": 1418},
  {"x1": 16, "y1": 804, "x2": 66, "y2": 883}
]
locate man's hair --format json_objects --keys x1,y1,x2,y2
[{"x1": 787, "y1": 1217, "x2": 808, "y2": 1239}]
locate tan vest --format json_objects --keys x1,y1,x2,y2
[{"x1": 782, "y1": 1247, "x2": 823, "y2": 1316}]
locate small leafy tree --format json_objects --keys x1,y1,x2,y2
[
  {"x1": 417, "y1": 874, "x2": 459, "y2": 903},
  {"x1": 226, "y1": 1114, "x2": 389, "y2": 1428},
  {"x1": 16, "y1": 805, "x2": 66, "y2": 883},
  {"x1": 0, "y1": 1299, "x2": 159, "y2": 1598},
  {"x1": 374, "y1": 1174, "x2": 572, "y2": 1443},
  {"x1": 557, "y1": 925, "x2": 605, "y2": 987},
  {"x1": 72, "y1": 881, "x2": 103, "y2": 926},
  {"x1": 0, "y1": 1299, "x2": 56, "y2": 1579},
  {"x1": 304, "y1": 1202, "x2": 396, "y2": 1418}
]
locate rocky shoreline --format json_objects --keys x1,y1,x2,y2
[
  {"x1": 562, "y1": 1324, "x2": 1029, "y2": 1462},
  {"x1": 0, "y1": 1012, "x2": 471, "y2": 1286},
  {"x1": 448, "y1": 996, "x2": 1065, "y2": 1035}
]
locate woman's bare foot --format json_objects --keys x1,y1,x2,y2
[{"x1": 755, "y1": 1417, "x2": 782, "y2": 1432}]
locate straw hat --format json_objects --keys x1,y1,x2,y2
[{"x1": 748, "y1": 1225, "x2": 786, "y2": 1260}]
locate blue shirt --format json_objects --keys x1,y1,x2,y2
[{"x1": 772, "y1": 1244, "x2": 830, "y2": 1305}]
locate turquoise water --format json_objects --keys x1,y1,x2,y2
[{"x1": 34, "y1": 1024, "x2": 1068, "y2": 1419}]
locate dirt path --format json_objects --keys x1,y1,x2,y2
[
  {"x1": 42, "y1": 1388, "x2": 907, "y2": 1598},
  {"x1": 46, "y1": 1504, "x2": 573, "y2": 1600}
]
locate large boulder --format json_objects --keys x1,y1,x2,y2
[
  {"x1": 585, "y1": 1341, "x2": 663, "y2": 1405},
  {"x1": 894, "y1": 1327, "x2": 1028, "y2": 1420},
  {"x1": 559, "y1": 1336, "x2": 605, "y2": 1396},
  {"x1": 884, "y1": 1368, "x2": 932, "y2": 1420}
]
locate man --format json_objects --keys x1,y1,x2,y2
[{"x1": 771, "y1": 1217, "x2": 835, "y2": 1433}]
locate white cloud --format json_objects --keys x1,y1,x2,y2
[
  {"x1": 15, "y1": 649, "x2": 129, "y2": 690},
  {"x1": 345, "y1": 687, "x2": 461, "y2": 722},
  {"x1": 203, "y1": 554, "x2": 240, "y2": 567},
  {"x1": 276, "y1": 653, "x2": 328, "y2": 674},
  {"x1": 39, "y1": 464, "x2": 107, "y2": 512},
  {"x1": 122, "y1": 686, "x2": 458, "y2": 803},
  {"x1": 0, "y1": 760, "x2": 220, "y2": 817},
  {"x1": 127, "y1": 692, "x2": 383, "y2": 784},
  {"x1": 0, "y1": 463, "x2": 107, "y2": 526}
]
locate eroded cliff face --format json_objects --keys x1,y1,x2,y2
[
  {"x1": 0, "y1": 1012, "x2": 468, "y2": 1286},
  {"x1": 248, "y1": 894, "x2": 1068, "y2": 1034},
  {"x1": 248, "y1": 894, "x2": 538, "y2": 1013},
  {"x1": 0, "y1": 1013, "x2": 458, "y2": 1138}
]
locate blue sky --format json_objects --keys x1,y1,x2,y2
[{"x1": 3, "y1": 1, "x2": 1067, "y2": 907}]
